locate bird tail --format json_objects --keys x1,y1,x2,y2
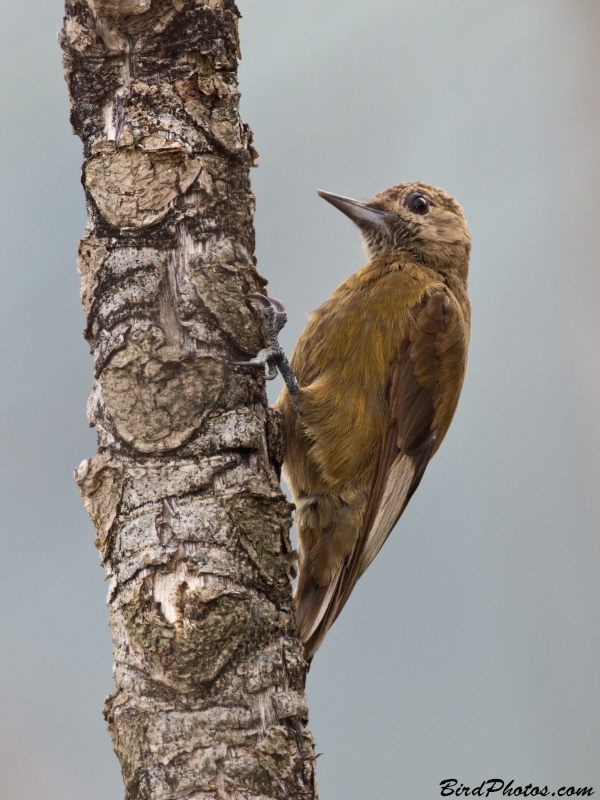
[
  {"x1": 294, "y1": 445, "x2": 433, "y2": 659},
  {"x1": 296, "y1": 566, "x2": 345, "y2": 659},
  {"x1": 295, "y1": 569, "x2": 338, "y2": 646},
  {"x1": 293, "y1": 491, "x2": 362, "y2": 658}
]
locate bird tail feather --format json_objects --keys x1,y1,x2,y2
[{"x1": 295, "y1": 446, "x2": 433, "y2": 659}]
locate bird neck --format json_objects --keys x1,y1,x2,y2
[
  {"x1": 369, "y1": 250, "x2": 468, "y2": 295},
  {"x1": 350, "y1": 251, "x2": 437, "y2": 288}
]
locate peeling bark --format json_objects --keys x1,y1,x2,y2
[{"x1": 61, "y1": 3, "x2": 318, "y2": 797}]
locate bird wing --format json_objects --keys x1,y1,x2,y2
[{"x1": 301, "y1": 289, "x2": 468, "y2": 657}]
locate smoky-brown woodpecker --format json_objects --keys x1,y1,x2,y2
[{"x1": 274, "y1": 182, "x2": 471, "y2": 659}]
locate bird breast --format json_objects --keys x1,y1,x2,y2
[{"x1": 291, "y1": 261, "x2": 441, "y2": 487}]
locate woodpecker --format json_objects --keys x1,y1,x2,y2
[{"x1": 271, "y1": 182, "x2": 472, "y2": 659}]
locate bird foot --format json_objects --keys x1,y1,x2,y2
[{"x1": 234, "y1": 294, "x2": 303, "y2": 415}]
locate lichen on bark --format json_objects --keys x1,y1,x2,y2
[{"x1": 62, "y1": 2, "x2": 318, "y2": 797}]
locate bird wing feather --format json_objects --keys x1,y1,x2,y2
[{"x1": 301, "y1": 289, "x2": 466, "y2": 657}]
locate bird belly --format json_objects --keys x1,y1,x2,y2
[{"x1": 298, "y1": 374, "x2": 385, "y2": 487}]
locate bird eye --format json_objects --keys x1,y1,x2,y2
[{"x1": 406, "y1": 192, "x2": 429, "y2": 215}]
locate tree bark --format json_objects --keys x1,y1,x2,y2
[{"x1": 60, "y1": 2, "x2": 318, "y2": 797}]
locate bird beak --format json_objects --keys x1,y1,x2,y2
[{"x1": 317, "y1": 190, "x2": 389, "y2": 229}]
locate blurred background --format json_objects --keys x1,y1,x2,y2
[{"x1": 1, "y1": 0, "x2": 599, "y2": 797}]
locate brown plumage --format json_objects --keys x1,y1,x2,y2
[{"x1": 274, "y1": 182, "x2": 471, "y2": 659}]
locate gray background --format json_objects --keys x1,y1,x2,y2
[{"x1": 1, "y1": 1, "x2": 599, "y2": 798}]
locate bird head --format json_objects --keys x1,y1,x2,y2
[{"x1": 318, "y1": 182, "x2": 471, "y2": 278}]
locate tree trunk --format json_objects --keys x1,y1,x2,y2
[{"x1": 60, "y1": 2, "x2": 318, "y2": 797}]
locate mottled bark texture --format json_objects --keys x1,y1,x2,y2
[{"x1": 60, "y1": 2, "x2": 318, "y2": 797}]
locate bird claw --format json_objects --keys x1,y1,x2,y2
[{"x1": 234, "y1": 294, "x2": 303, "y2": 415}]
